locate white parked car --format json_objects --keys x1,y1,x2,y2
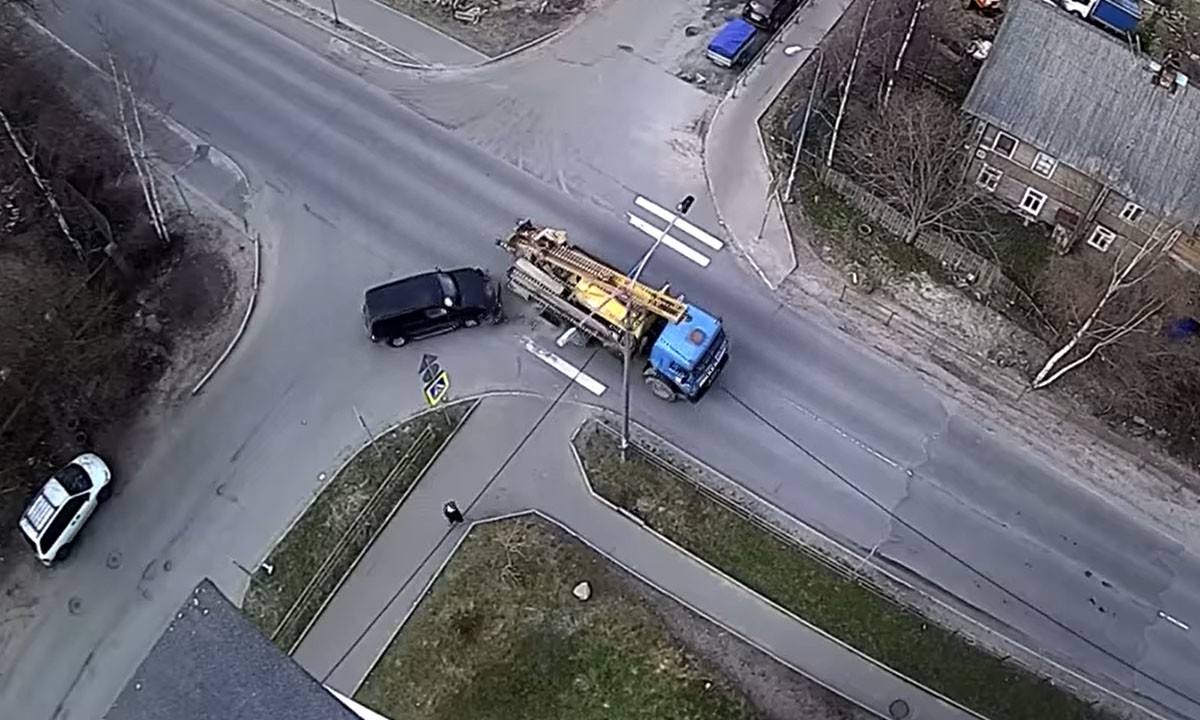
[{"x1": 20, "y1": 453, "x2": 112, "y2": 565}]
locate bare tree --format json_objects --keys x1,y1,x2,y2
[
  {"x1": 108, "y1": 54, "x2": 169, "y2": 244},
  {"x1": 827, "y1": 0, "x2": 878, "y2": 168},
  {"x1": 0, "y1": 106, "x2": 85, "y2": 260},
  {"x1": 844, "y1": 87, "x2": 986, "y2": 246},
  {"x1": 1032, "y1": 222, "x2": 1183, "y2": 389},
  {"x1": 882, "y1": 0, "x2": 924, "y2": 110}
]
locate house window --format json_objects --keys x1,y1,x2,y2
[
  {"x1": 976, "y1": 165, "x2": 1002, "y2": 192},
  {"x1": 1019, "y1": 187, "x2": 1047, "y2": 217},
  {"x1": 1119, "y1": 202, "x2": 1144, "y2": 223},
  {"x1": 992, "y1": 131, "x2": 1018, "y2": 158},
  {"x1": 1088, "y1": 225, "x2": 1116, "y2": 252},
  {"x1": 1031, "y1": 152, "x2": 1057, "y2": 178}
]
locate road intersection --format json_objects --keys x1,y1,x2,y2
[{"x1": 1, "y1": 0, "x2": 1198, "y2": 719}]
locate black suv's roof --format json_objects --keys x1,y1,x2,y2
[{"x1": 363, "y1": 267, "x2": 488, "y2": 320}]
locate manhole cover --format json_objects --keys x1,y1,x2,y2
[
  {"x1": 67, "y1": 597, "x2": 82, "y2": 615},
  {"x1": 888, "y1": 699, "x2": 911, "y2": 719},
  {"x1": 106, "y1": 552, "x2": 121, "y2": 569}
]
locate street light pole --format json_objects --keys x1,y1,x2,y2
[
  {"x1": 330, "y1": 0, "x2": 341, "y2": 25},
  {"x1": 621, "y1": 195, "x2": 694, "y2": 462}
]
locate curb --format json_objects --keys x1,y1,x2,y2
[
  {"x1": 566, "y1": 421, "x2": 988, "y2": 720},
  {"x1": 299, "y1": 0, "x2": 485, "y2": 62},
  {"x1": 579, "y1": 415, "x2": 1175, "y2": 720},
  {"x1": 244, "y1": 394, "x2": 495, "y2": 594},
  {"x1": 258, "y1": 0, "x2": 430, "y2": 69},
  {"x1": 272, "y1": 423, "x2": 436, "y2": 642},
  {"x1": 192, "y1": 232, "x2": 261, "y2": 395},
  {"x1": 259, "y1": 0, "x2": 566, "y2": 72},
  {"x1": 286, "y1": 398, "x2": 480, "y2": 654},
  {"x1": 472, "y1": 28, "x2": 561, "y2": 68},
  {"x1": 20, "y1": 11, "x2": 268, "y2": 399},
  {"x1": 701, "y1": 18, "x2": 802, "y2": 292}
]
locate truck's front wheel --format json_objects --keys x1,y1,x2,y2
[{"x1": 645, "y1": 375, "x2": 678, "y2": 403}]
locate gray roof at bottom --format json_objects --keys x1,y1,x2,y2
[
  {"x1": 963, "y1": 0, "x2": 1200, "y2": 220},
  {"x1": 105, "y1": 579, "x2": 360, "y2": 720}
]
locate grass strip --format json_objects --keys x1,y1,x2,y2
[
  {"x1": 575, "y1": 421, "x2": 1108, "y2": 720},
  {"x1": 355, "y1": 516, "x2": 764, "y2": 720},
  {"x1": 242, "y1": 403, "x2": 470, "y2": 651}
]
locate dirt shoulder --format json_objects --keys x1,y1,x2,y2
[
  {"x1": 378, "y1": 0, "x2": 592, "y2": 58},
  {"x1": 355, "y1": 514, "x2": 869, "y2": 720},
  {"x1": 0, "y1": 11, "x2": 254, "y2": 666}
]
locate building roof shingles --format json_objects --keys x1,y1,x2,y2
[
  {"x1": 105, "y1": 579, "x2": 359, "y2": 720},
  {"x1": 963, "y1": 0, "x2": 1200, "y2": 219}
]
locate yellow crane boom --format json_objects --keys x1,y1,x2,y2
[{"x1": 498, "y1": 220, "x2": 687, "y2": 323}]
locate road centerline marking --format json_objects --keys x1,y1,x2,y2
[
  {"x1": 523, "y1": 340, "x2": 607, "y2": 396},
  {"x1": 635, "y1": 195, "x2": 724, "y2": 250},
  {"x1": 627, "y1": 214, "x2": 711, "y2": 268}
]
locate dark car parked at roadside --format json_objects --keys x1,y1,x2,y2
[
  {"x1": 363, "y1": 267, "x2": 503, "y2": 347},
  {"x1": 743, "y1": 0, "x2": 800, "y2": 30}
]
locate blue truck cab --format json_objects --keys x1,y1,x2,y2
[
  {"x1": 646, "y1": 304, "x2": 729, "y2": 402},
  {"x1": 706, "y1": 18, "x2": 758, "y2": 68}
]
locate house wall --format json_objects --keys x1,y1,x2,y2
[{"x1": 969, "y1": 120, "x2": 1200, "y2": 268}]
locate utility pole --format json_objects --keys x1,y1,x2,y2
[
  {"x1": 330, "y1": 0, "x2": 341, "y2": 25},
  {"x1": 621, "y1": 195, "x2": 694, "y2": 461}
]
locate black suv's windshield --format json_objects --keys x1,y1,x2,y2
[
  {"x1": 54, "y1": 464, "x2": 91, "y2": 495},
  {"x1": 436, "y1": 273, "x2": 460, "y2": 307}
]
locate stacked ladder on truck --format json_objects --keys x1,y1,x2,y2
[{"x1": 498, "y1": 220, "x2": 687, "y2": 347}]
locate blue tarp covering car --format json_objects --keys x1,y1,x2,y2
[{"x1": 707, "y1": 18, "x2": 757, "y2": 68}]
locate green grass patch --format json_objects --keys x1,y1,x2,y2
[
  {"x1": 575, "y1": 421, "x2": 1108, "y2": 720},
  {"x1": 797, "y1": 169, "x2": 951, "y2": 285},
  {"x1": 355, "y1": 517, "x2": 763, "y2": 720},
  {"x1": 242, "y1": 402, "x2": 471, "y2": 651}
]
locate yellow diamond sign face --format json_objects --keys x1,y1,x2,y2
[{"x1": 424, "y1": 371, "x2": 450, "y2": 407}]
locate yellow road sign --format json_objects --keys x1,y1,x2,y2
[{"x1": 424, "y1": 370, "x2": 450, "y2": 407}]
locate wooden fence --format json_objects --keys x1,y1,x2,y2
[{"x1": 818, "y1": 166, "x2": 1048, "y2": 330}]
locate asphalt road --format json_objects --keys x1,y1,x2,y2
[{"x1": 2, "y1": 0, "x2": 1199, "y2": 719}]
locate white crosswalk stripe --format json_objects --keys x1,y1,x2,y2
[
  {"x1": 627, "y1": 213, "x2": 711, "y2": 268},
  {"x1": 634, "y1": 195, "x2": 724, "y2": 250},
  {"x1": 523, "y1": 340, "x2": 607, "y2": 396}
]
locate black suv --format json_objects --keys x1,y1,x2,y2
[
  {"x1": 743, "y1": 0, "x2": 800, "y2": 30},
  {"x1": 363, "y1": 267, "x2": 503, "y2": 347}
]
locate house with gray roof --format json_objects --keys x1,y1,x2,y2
[
  {"x1": 106, "y1": 579, "x2": 383, "y2": 720},
  {"x1": 962, "y1": 0, "x2": 1200, "y2": 269}
]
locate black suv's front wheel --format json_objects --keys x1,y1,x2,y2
[{"x1": 387, "y1": 336, "x2": 408, "y2": 348}]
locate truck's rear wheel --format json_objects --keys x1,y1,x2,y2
[{"x1": 645, "y1": 375, "x2": 678, "y2": 402}]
